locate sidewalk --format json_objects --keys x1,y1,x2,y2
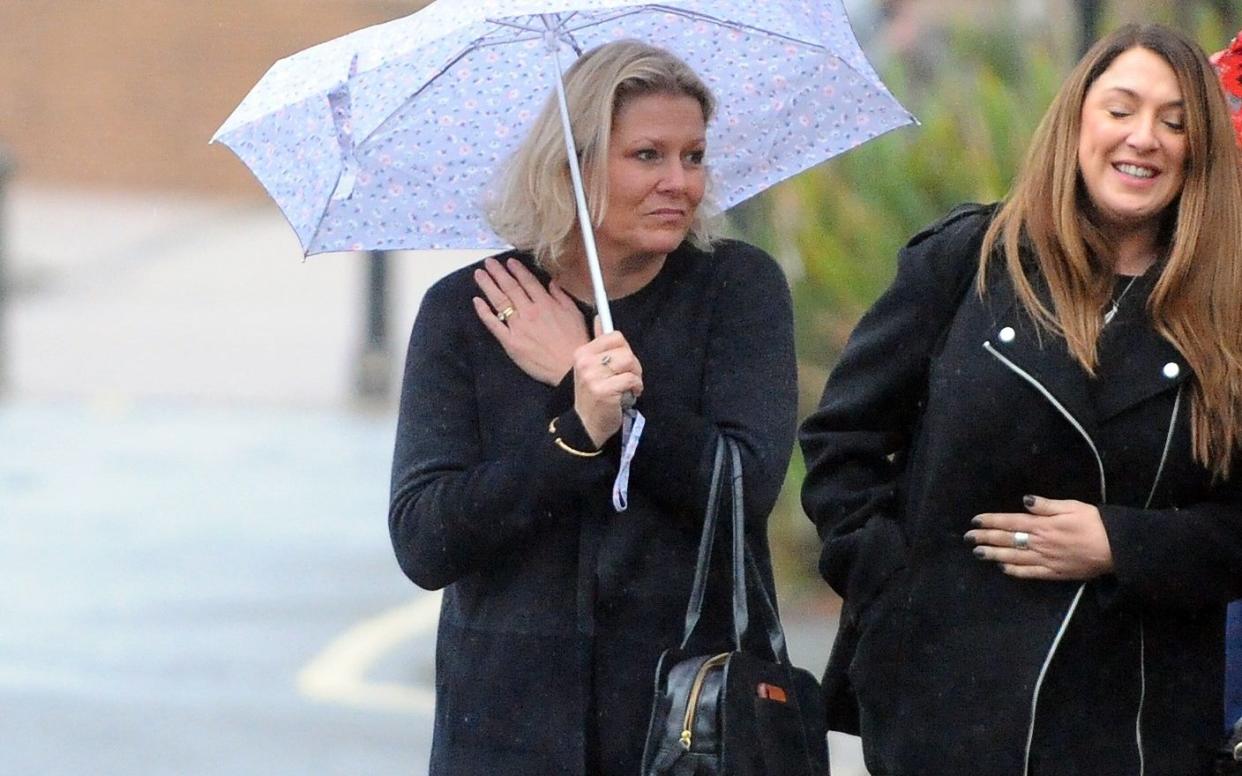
[
  {"x1": 1, "y1": 183, "x2": 867, "y2": 774},
  {"x1": 5, "y1": 183, "x2": 484, "y2": 407}
]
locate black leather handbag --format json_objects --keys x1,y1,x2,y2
[
  {"x1": 1215, "y1": 717, "x2": 1242, "y2": 775},
  {"x1": 639, "y1": 438, "x2": 830, "y2": 776}
]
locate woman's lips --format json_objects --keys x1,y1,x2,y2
[{"x1": 1113, "y1": 161, "x2": 1159, "y2": 181}]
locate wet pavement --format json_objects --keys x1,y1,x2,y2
[
  {"x1": 0, "y1": 400, "x2": 437, "y2": 774},
  {"x1": 0, "y1": 184, "x2": 867, "y2": 774}
]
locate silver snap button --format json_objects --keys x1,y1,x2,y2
[
  {"x1": 998, "y1": 326, "x2": 1016, "y2": 343},
  {"x1": 1162, "y1": 362, "x2": 1180, "y2": 379}
]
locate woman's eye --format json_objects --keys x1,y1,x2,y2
[
  {"x1": 1163, "y1": 118, "x2": 1185, "y2": 132},
  {"x1": 635, "y1": 149, "x2": 659, "y2": 161},
  {"x1": 1107, "y1": 108, "x2": 1131, "y2": 119},
  {"x1": 686, "y1": 151, "x2": 706, "y2": 165}
]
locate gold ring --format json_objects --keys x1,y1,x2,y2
[{"x1": 497, "y1": 305, "x2": 516, "y2": 323}]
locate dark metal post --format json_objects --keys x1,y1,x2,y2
[
  {"x1": 0, "y1": 147, "x2": 13, "y2": 395},
  {"x1": 1079, "y1": 0, "x2": 1102, "y2": 57},
  {"x1": 355, "y1": 249, "x2": 391, "y2": 401}
]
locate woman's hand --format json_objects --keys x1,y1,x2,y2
[
  {"x1": 965, "y1": 495, "x2": 1114, "y2": 580},
  {"x1": 573, "y1": 318, "x2": 644, "y2": 448},
  {"x1": 472, "y1": 257, "x2": 589, "y2": 386}
]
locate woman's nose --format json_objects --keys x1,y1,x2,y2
[
  {"x1": 1126, "y1": 117, "x2": 1160, "y2": 150},
  {"x1": 658, "y1": 161, "x2": 688, "y2": 192}
]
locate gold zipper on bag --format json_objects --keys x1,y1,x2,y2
[{"x1": 679, "y1": 653, "x2": 730, "y2": 750}]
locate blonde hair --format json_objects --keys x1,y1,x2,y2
[
  {"x1": 485, "y1": 40, "x2": 717, "y2": 270},
  {"x1": 980, "y1": 24, "x2": 1242, "y2": 477}
]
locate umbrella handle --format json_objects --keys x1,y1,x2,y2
[{"x1": 548, "y1": 40, "x2": 616, "y2": 334}]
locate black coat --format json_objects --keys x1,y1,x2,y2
[
  {"x1": 800, "y1": 204, "x2": 1242, "y2": 775},
  {"x1": 390, "y1": 240, "x2": 797, "y2": 776}
]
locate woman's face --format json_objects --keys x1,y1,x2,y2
[
  {"x1": 1077, "y1": 47, "x2": 1188, "y2": 237},
  {"x1": 594, "y1": 92, "x2": 707, "y2": 263}
]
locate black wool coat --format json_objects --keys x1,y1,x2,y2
[
  {"x1": 390, "y1": 240, "x2": 797, "y2": 776},
  {"x1": 800, "y1": 204, "x2": 1242, "y2": 776}
]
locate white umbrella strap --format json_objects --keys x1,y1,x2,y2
[{"x1": 611, "y1": 408, "x2": 644, "y2": 512}]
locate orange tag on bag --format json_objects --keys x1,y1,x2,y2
[{"x1": 756, "y1": 682, "x2": 787, "y2": 702}]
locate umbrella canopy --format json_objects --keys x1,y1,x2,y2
[{"x1": 212, "y1": 0, "x2": 914, "y2": 256}]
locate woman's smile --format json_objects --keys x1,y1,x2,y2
[{"x1": 1077, "y1": 47, "x2": 1188, "y2": 236}]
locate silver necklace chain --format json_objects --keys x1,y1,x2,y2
[{"x1": 1103, "y1": 274, "x2": 1142, "y2": 325}]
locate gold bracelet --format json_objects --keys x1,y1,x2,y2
[{"x1": 548, "y1": 417, "x2": 602, "y2": 458}]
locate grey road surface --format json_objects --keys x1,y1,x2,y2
[{"x1": 1, "y1": 185, "x2": 867, "y2": 774}]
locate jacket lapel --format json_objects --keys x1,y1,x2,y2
[
  {"x1": 980, "y1": 272, "x2": 1191, "y2": 434},
  {"x1": 981, "y1": 291, "x2": 1100, "y2": 441},
  {"x1": 1093, "y1": 317, "x2": 1191, "y2": 422}
]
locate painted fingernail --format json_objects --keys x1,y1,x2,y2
[
  {"x1": 970, "y1": 516, "x2": 982, "y2": 527},
  {"x1": 963, "y1": 533, "x2": 975, "y2": 544},
  {"x1": 972, "y1": 547, "x2": 986, "y2": 559},
  {"x1": 1023, "y1": 495, "x2": 1036, "y2": 508}
]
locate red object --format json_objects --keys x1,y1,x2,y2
[
  {"x1": 1213, "y1": 31, "x2": 1242, "y2": 147},
  {"x1": 756, "y1": 682, "x2": 788, "y2": 703}
]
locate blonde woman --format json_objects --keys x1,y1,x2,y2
[
  {"x1": 801, "y1": 24, "x2": 1242, "y2": 775},
  {"x1": 389, "y1": 41, "x2": 796, "y2": 775}
]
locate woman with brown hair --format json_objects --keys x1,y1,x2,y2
[{"x1": 801, "y1": 23, "x2": 1242, "y2": 775}]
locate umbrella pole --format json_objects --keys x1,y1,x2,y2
[{"x1": 548, "y1": 44, "x2": 615, "y2": 333}]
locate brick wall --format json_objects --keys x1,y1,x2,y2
[{"x1": 0, "y1": 0, "x2": 430, "y2": 196}]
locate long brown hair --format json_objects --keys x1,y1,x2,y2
[{"x1": 979, "y1": 24, "x2": 1242, "y2": 477}]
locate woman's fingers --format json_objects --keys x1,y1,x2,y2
[
  {"x1": 505, "y1": 258, "x2": 550, "y2": 303},
  {"x1": 578, "y1": 322, "x2": 638, "y2": 364},
  {"x1": 582, "y1": 370, "x2": 644, "y2": 400},
  {"x1": 473, "y1": 257, "x2": 532, "y2": 317},
  {"x1": 572, "y1": 320, "x2": 646, "y2": 446},
  {"x1": 573, "y1": 367, "x2": 643, "y2": 447},
  {"x1": 970, "y1": 512, "x2": 1031, "y2": 532},
  {"x1": 1023, "y1": 495, "x2": 1079, "y2": 516},
  {"x1": 593, "y1": 347, "x2": 641, "y2": 380},
  {"x1": 965, "y1": 527, "x2": 1034, "y2": 549},
  {"x1": 576, "y1": 341, "x2": 637, "y2": 376},
  {"x1": 472, "y1": 296, "x2": 511, "y2": 340},
  {"x1": 966, "y1": 497, "x2": 1112, "y2": 580},
  {"x1": 473, "y1": 267, "x2": 515, "y2": 319},
  {"x1": 483, "y1": 257, "x2": 532, "y2": 308},
  {"x1": 1000, "y1": 564, "x2": 1062, "y2": 580}
]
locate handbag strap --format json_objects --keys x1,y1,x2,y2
[
  {"x1": 680, "y1": 437, "x2": 728, "y2": 648},
  {"x1": 726, "y1": 437, "x2": 750, "y2": 649},
  {"x1": 680, "y1": 437, "x2": 791, "y2": 664},
  {"x1": 728, "y1": 439, "x2": 791, "y2": 664}
]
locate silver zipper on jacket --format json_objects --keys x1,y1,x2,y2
[
  {"x1": 1145, "y1": 385, "x2": 1181, "y2": 509},
  {"x1": 982, "y1": 342, "x2": 1108, "y2": 500},
  {"x1": 983, "y1": 341, "x2": 1103, "y2": 776},
  {"x1": 984, "y1": 341, "x2": 1183, "y2": 776},
  {"x1": 1133, "y1": 384, "x2": 1182, "y2": 776}
]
